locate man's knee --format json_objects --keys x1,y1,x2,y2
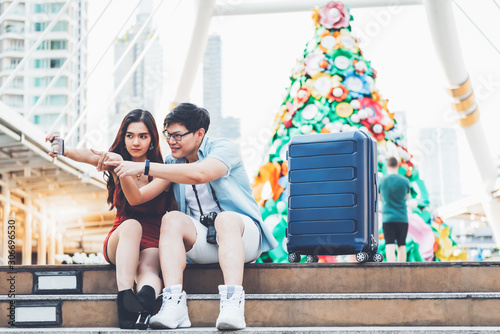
[
  {"x1": 214, "y1": 212, "x2": 244, "y2": 235},
  {"x1": 161, "y1": 211, "x2": 191, "y2": 234}
]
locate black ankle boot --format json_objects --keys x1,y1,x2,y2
[
  {"x1": 135, "y1": 285, "x2": 156, "y2": 330},
  {"x1": 117, "y1": 289, "x2": 140, "y2": 329}
]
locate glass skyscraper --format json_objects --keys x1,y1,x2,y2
[{"x1": 0, "y1": 0, "x2": 87, "y2": 145}]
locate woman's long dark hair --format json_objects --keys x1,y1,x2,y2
[{"x1": 104, "y1": 109, "x2": 163, "y2": 215}]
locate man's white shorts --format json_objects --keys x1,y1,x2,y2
[{"x1": 186, "y1": 213, "x2": 262, "y2": 264}]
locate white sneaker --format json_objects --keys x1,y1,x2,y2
[
  {"x1": 149, "y1": 284, "x2": 191, "y2": 329},
  {"x1": 216, "y1": 285, "x2": 246, "y2": 330}
]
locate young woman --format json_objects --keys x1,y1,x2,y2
[{"x1": 46, "y1": 109, "x2": 172, "y2": 329}]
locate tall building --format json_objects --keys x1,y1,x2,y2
[
  {"x1": 203, "y1": 34, "x2": 240, "y2": 139},
  {"x1": 111, "y1": 0, "x2": 163, "y2": 144},
  {"x1": 414, "y1": 127, "x2": 462, "y2": 208},
  {"x1": 0, "y1": 0, "x2": 88, "y2": 145}
]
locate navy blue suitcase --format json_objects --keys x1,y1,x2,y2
[{"x1": 286, "y1": 131, "x2": 382, "y2": 263}]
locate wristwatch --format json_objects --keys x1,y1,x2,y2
[{"x1": 144, "y1": 159, "x2": 150, "y2": 176}]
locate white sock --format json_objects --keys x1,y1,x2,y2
[
  {"x1": 219, "y1": 285, "x2": 243, "y2": 298},
  {"x1": 165, "y1": 284, "x2": 183, "y2": 294}
]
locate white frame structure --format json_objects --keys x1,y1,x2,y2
[
  {"x1": 0, "y1": 102, "x2": 106, "y2": 265},
  {"x1": 170, "y1": 0, "x2": 500, "y2": 246},
  {"x1": 1, "y1": 0, "x2": 499, "y2": 266},
  {"x1": 0, "y1": 0, "x2": 181, "y2": 265}
]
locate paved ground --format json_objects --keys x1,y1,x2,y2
[{"x1": 1, "y1": 327, "x2": 500, "y2": 333}]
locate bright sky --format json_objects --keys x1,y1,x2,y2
[{"x1": 86, "y1": 0, "x2": 500, "y2": 197}]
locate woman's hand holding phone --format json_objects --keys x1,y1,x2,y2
[{"x1": 45, "y1": 133, "x2": 64, "y2": 157}]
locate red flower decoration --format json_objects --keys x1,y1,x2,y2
[
  {"x1": 284, "y1": 101, "x2": 300, "y2": 128},
  {"x1": 295, "y1": 86, "x2": 311, "y2": 104},
  {"x1": 353, "y1": 59, "x2": 367, "y2": 75},
  {"x1": 327, "y1": 85, "x2": 348, "y2": 102},
  {"x1": 358, "y1": 97, "x2": 383, "y2": 125}
]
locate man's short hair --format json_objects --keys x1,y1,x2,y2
[
  {"x1": 164, "y1": 103, "x2": 210, "y2": 133},
  {"x1": 387, "y1": 157, "x2": 398, "y2": 168}
]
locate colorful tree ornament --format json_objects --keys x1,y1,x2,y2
[{"x1": 252, "y1": 1, "x2": 465, "y2": 263}]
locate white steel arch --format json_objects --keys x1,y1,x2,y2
[{"x1": 170, "y1": 0, "x2": 500, "y2": 246}]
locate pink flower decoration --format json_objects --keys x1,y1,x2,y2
[
  {"x1": 358, "y1": 97, "x2": 383, "y2": 125},
  {"x1": 304, "y1": 52, "x2": 325, "y2": 77},
  {"x1": 319, "y1": 2, "x2": 350, "y2": 30}
]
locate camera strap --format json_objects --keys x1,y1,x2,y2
[{"x1": 191, "y1": 183, "x2": 224, "y2": 217}]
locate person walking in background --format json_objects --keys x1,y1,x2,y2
[
  {"x1": 379, "y1": 156, "x2": 410, "y2": 262},
  {"x1": 107, "y1": 103, "x2": 278, "y2": 330},
  {"x1": 46, "y1": 109, "x2": 172, "y2": 329}
]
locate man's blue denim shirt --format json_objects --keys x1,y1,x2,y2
[{"x1": 165, "y1": 136, "x2": 278, "y2": 253}]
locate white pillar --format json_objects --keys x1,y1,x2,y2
[
  {"x1": 424, "y1": 0, "x2": 500, "y2": 245},
  {"x1": 22, "y1": 197, "x2": 33, "y2": 265},
  {"x1": 172, "y1": 0, "x2": 216, "y2": 106},
  {"x1": 47, "y1": 223, "x2": 56, "y2": 265},
  {"x1": 38, "y1": 218, "x2": 47, "y2": 265},
  {"x1": 56, "y1": 232, "x2": 64, "y2": 257}
]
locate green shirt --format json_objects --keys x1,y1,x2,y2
[{"x1": 379, "y1": 173, "x2": 410, "y2": 223}]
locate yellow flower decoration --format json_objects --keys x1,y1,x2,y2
[
  {"x1": 433, "y1": 223, "x2": 468, "y2": 261},
  {"x1": 331, "y1": 74, "x2": 343, "y2": 87},
  {"x1": 312, "y1": 8, "x2": 320, "y2": 28},
  {"x1": 252, "y1": 162, "x2": 284, "y2": 206},
  {"x1": 319, "y1": 31, "x2": 338, "y2": 53},
  {"x1": 338, "y1": 29, "x2": 359, "y2": 53},
  {"x1": 292, "y1": 59, "x2": 306, "y2": 79},
  {"x1": 272, "y1": 105, "x2": 288, "y2": 133},
  {"x1": 309, "y1": 73, "x2": 333, "y2": 99}
]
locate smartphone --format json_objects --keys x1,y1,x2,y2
[{"x1": 51, "y1": 137, "x2": 65, "y2": 155}]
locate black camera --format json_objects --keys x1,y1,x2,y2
[{"x1": 200, "y1": 211, "x2": 218, "y2": 244}]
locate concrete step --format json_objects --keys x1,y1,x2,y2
[
  {"x1": 2, "y1": 262, "x2": 500, "y2": 295},
  {"x1": 1, "y1": 292, "x2": 500, "y2": 327},
  {"x1": 1, "y1": 327, "x2": 500, "y2": 333},
  {"x1": 2, "y1": 262, "x2": 499, "y2": 329}
]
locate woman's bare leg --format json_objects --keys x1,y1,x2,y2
[
  {"x1": 136, "y1": 248, "x2": 162, "y2": 296},
  {"x1": 106, "y1": 219, "x2": 142, "y2": 290}
]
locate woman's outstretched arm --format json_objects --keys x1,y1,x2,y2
[
  {"x1": 91, "y1": 147, "x2": 171, "y2": 206},
  {"x1": 45, "y1": 133, "x2": 101, "y2": 167},
  {"x1": 119, "y1": 176, "x2": 171, "y2": 206}
]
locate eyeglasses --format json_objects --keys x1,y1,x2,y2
[{"x1": 162, "y1": 130, "x2": 193, "y2": 142}]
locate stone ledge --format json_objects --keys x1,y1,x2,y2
[
  {"x1": 2, "y1": 262, "x2": 500, "y2": 295},
  {"x1": 2, "y1": 292, "x2": 500, "y2": 301},
  {"x1": 1, "y1": 261, "x2": 500, "y2": 272}
]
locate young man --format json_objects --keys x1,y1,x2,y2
[
  {"x1": 108, "y1": 103, "x2": 278, "y2": 330},
  {"x1": 379, "y1": 157, "x2": 410, "y2": 262}
]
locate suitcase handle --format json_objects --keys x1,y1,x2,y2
[{"x1": 374, "y1": 172, "x2": 378, "y2": 212}]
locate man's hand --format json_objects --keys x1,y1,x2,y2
[
  {"x1": 105, "y1": 160, "x2": 144, "y2": 178},
  {"x1": 91, "y1": 149, "x2": 123, "y2": 172}
]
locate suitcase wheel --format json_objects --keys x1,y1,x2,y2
[
  {"x1": 371, "y1": 253, "x2": 384, "y2": 262},
  {"x1": 306, "y1": 255, "x2": 319, "y2": 263},
  {"x1": 288, "y1": 252, "x2": 301, "y2": 263},
  {"x1": 355, "y1": 252, "x2": 369, "y2": 263}
]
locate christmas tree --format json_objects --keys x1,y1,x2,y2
[{"x1": 252, "y1": 1, "x2": 466, "y2": 263}]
